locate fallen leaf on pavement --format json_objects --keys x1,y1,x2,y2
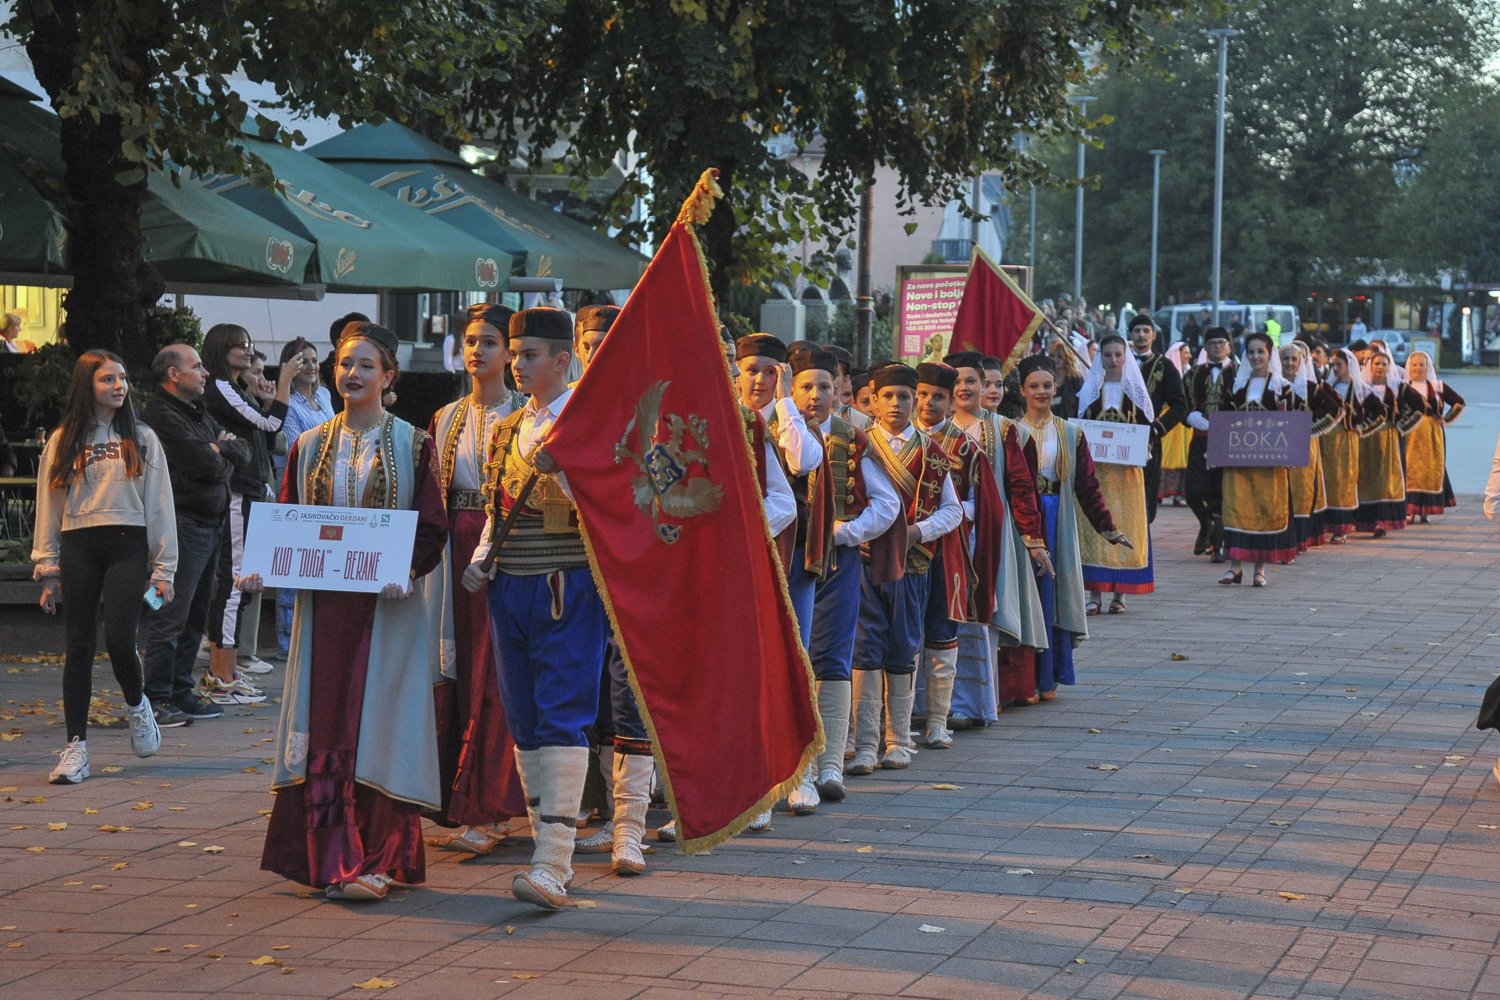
[
  {"x1": 855, "y1": 845, "x2": 874, "y2": 854},
  {"x1": 131, "y1": 802, "x2": 153, "y2": 811},
  {"x1": 1088, "y1": 763, "x2": 1120, "y2": 772},
  {"x1": 511, "y1": 974, "x2": 538, "y2": 980},
  {"x1": 1277, "y1": 891, "x2": 1306, "y2": 900},
  {"x1": 573, "y1": 899, "x2": 597, "y2": 908},
  {"x1": 100, "y1": 766, "x2": 124, "y2": 773},
  {"x1": 177, "y1": 841, "x2": 198, "y2": 847},
  {"x1": 354, "y1": 976, "x2": 397, "y2": 989},
  {"x1": 98, "y1": 825, "x2": 131, "y2": 833},
  {"x1": 1087, "y1": 728, "x2": 1101, "y2": 734},
  {"x1": 202, "y1": 846, "x2": 226, "y2": 854},
  {"x1": 169, "y1": 806, "x2": 187, "y2": 812},
  {"x1": 250, "y1": 955, "x2": 281, "y2": 966},
  {"x1": 503, "y1": 926, "x2": 516, "y2": 935},
  {"x1": 83, "y1": 807, "x2": 98, "y2": 815},
  {"x1": 63, "y1": 880, "x2": 82, "y2": 886},
  {"x1": 19, "y1": 795, "x2": 44, "y2": 804},
  {"x1": 272, "y1": 945, "x2": 290, "y2": 951},
  {"x1": 46, "y1": 822, "x2": 67, "y2": 831},
  {"x1": 1004, "y1": 868, "x2": 1035, "y2": 876},
  {"x1": 1170, "y1": 653, "x2": 1188, "y2": 661},
  {"x1": 152, "y1": 947, "x2": 171, "y2": 953},
  {"x1": 917, "y1": 924, "x2": 945, "y2": 933},
  {"x1": 1268, "y1": 820, "x2": 1291, "y2": 827},
  {"x1": 928, "y1": 783, "x2": 963, "y2": 790},
  {"x1": 24, "y1": 846, "x2": 44, "y2": 853}
]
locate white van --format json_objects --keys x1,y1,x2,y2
[{"x1": 1152, "y1": 303, "x2": 1302, "y2": 345}]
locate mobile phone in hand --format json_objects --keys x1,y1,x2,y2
[{"x1": 143, "y1": 586, "x2": 164, "y2": 611}]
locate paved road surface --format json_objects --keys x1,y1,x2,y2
[{"x1": 2, "y1": 498, "x2": 1499, "y2": 999}]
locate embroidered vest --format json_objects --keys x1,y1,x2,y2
[
  {"x1": 482, "y1": 410, "x2": 587, "y2": 575},
  {"x1": 866, "y1": 426, "x2": 951, "y2": 575}
]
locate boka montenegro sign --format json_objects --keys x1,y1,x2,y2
[{"x1": 1206, "y1": 411, "x2": 1312, "y2": 468}]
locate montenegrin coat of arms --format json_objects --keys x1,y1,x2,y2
[{"x1": 614, "y1": 380, "x2": 723, "y2": 544}]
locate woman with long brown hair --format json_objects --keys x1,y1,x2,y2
[
  {"x1": 249, "y1": 322, "x2": 449, "y2": 902},
  {"x1": 32, "y1": 350, "x2": 178, "y2": 783}
]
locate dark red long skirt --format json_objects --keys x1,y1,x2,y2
[
  {"x1": 260, "y1": 592, "x2": 424, "y2": 888},
  {"x1": 430, "y1": 509, "x2": 526, "y2": 827}
]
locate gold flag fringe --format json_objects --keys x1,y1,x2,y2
[{"x1": 675, "y1": 168, "x2": 724, "y2": 228}]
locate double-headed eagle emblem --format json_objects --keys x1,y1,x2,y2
[{"x1": 614, "y1": 380, "x2": 723, "y2": 544}]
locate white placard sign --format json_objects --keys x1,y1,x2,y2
[
  {"x1": 241, "y1": 503, "x2": 417, "y2": 593},
  {"x1": 1077, "y1": 420, "x2": 1150, "y2": 468}
]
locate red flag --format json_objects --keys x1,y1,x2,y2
[
  {"x1": 949, "y1": 247, "x2": 1045, "y2": 374},
  {"x1": 544, "y1": 171, "x2": 821, "y2": 853}
]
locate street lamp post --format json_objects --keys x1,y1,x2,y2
[
  {"x1": 1071, "y1": 95, "x2": 1095, "y2": 306},
  {"x1": 1208, "y1": 28, "x2": 1240, "y2": 327},
  {"x1": 1148, "y1": 149, "x2": 1166, "y2": 314}
]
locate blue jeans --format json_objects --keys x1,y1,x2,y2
[{"x1": 490, "y1": 568, "x2": 606, "y2": 750}]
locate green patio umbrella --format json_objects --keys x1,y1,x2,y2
[
  {"x1": 309, "y1": 123, "x2": 646, "y2": 290},
  {"x1": 199, "y1": 136, "x2": 514, "y2": 293},
  {"x1": 0, "y1": 151, "x2": 68, "y2": 276},
  {"x1": 0, "y1": 82, "x2": 318, "y2": 291}
]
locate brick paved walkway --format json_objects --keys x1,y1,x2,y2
[{"x1": 2, "y1": 499, "x2": 1499, "y2": 999}]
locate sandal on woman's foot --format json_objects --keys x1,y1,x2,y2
[
  {"x1": 1084, "y1": 600, "x2": 1101, "y2": 616},
  {"x1": 1218, "y1": 570, "x2": 1243, "y2": 585},
  {"x1": 1022, "y1": 694, "x2": 1041, "y2": 706},
  {"x1": 1252, "y1": 572, "x2": 1267, "y2": 588},
  {"x1": 1108, "y1": 598, "x2": 1126, "y2": 614},
  {"x1": 1039, "y1": 689, "x2": 1057, "y2": 702}
]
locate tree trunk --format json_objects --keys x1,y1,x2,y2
[{"x1": 26, "y1": 3, "x2": 161, "y2": 370}]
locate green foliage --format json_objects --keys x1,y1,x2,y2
[
  {"x1": 1019, "y1": 0, "x2": 1497, "y2": 307},
  {"x1": 3, "y1": 0, "x2": 550, "y2": 367},
  {"x1": 474, "y1": 0, "x2": 1197, "y2": 294},
  {"x1": 143, "y1": 305, "x2": 203, "y2": 354},
  {"x1": 13, "y1": 342, "x2": 76, "y2": 430},
  {"x1": 1385, "y1": 81, "x2": 1500, "y2": 284},
  {"x1": 808, "y1": 301, "x2": 893, "y2": 362}
]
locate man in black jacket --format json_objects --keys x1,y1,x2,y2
[
  {"x1": 1127, "y1": 314, "x2": 1188, "y2": 522},
  {"x1": 140, "y1": 344, "x2": 249, "y2": 726}
]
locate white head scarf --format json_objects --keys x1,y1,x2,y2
[
  {"x1": 1281, "y1": 341, "x2": 1313, "y2": 400},
  {"x1": 1166, "y1": 341, "x2": 1190, "y2": 375},
  {"x1": 1333, "y1": 347, "x2": 1368, "y2": 403},
  {"x1": 1361, "y1": 345, "x2": 1401, "y2": 392},
  {"x1": 1077, "y1": 336, "x2": 1153, "y2": 418},
  {"x1": 1404, "y1": 349, "x2": 1441, "y2": 394},
  {"x1": 1232, "y1": 333, "x2": 1288, "y2": 395},
  {"x1": 1374, "y1": 344, "x2": 1404, "y2": 389}
]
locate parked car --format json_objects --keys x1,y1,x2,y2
[{"x1": 1364, "y1": 329, "x2": 1413, "y2": 364}]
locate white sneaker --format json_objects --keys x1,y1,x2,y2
[
  {"x1": 880, "y1": 745, "x2": 913, "y2": 769},
  {"x1": 201, "y1": 673, "x2": 268, "y2": 705},
  {"x1": 788, "y1": 767, "x2": 820, "y2": 815},
  {"x1": 127, "y1": 698, "x2": 161, "y2": 758},
  {"x1": 236, "y1": 655, "x2": 274, "y2": 675},
  {"x1": 747, "y1": 809, "x2": 772, "y2": 832},
  {"x1": 49, "y1": 738, "x2": 89, "y2": 784},
  {"x1": 576, "y1": 820, "x2": 615, "y2": 854},
  {"x1": 847, "y1": 748, "x2": 878, "y2": 776},
  {"x1": 327, "y1": 874, "x2": 389, "y2": 901},
  {"x1": 922, "y1": 725, "x2": 954, "y2": 750},
  {"x1": 814, "y1": 765, "x2": 847, "y2": 802},
  {"x1": 512, "y1": 868, "x2": 568, "y2": 910}
]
